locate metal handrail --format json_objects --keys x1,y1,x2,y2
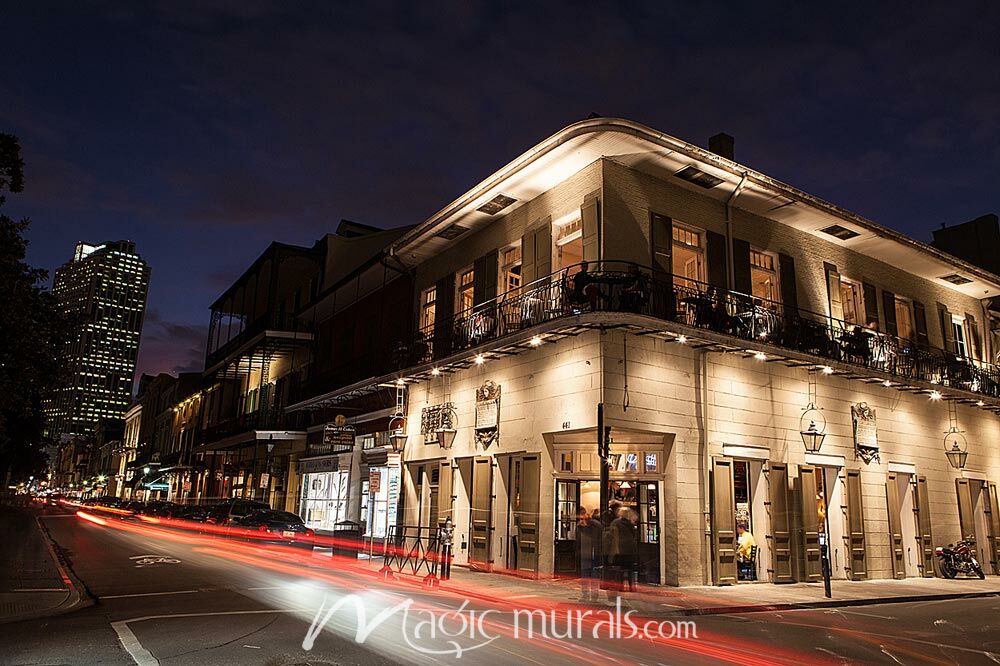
[
  {"x1": 406, "y1": 261, "x2": 1000, "y2": 399},
  {"x1": 382, "y1": 524, "x2": 441, "y2": 576}
]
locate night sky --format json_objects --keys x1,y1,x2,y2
[{"x1": 3, "y1": 2, "x2": 999, "y2": 381}]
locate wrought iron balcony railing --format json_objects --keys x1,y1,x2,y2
[{"x1": 401, "y1": 261, "x2": 1000, "y2": 400}]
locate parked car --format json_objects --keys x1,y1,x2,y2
[
  {"x1": 141, "y1": 500, "x2": 178, "y2": 517},
  {"x1": 123, "y1": 500, "x2": 146, "y2": 514},
  {"x1": 231, "y1": 509, "x2": 315, "y2": 549},
  {"x1": 205, "y1": 499, "x2": 270, "y2": 526},
  {"x1": 167, "y1": 505, "x2": 210, "y2": 522},
  {"x1": 45, "y1": 493, "x2": 64, "y2": 506}
]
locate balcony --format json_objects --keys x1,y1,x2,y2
[
  {"x1": 205, "y1": 313, "x2": 313, "y2": 372},
  {"x1": 401, "y1": 261, "x2": 1000, "y2": 403},
  {"x1": 201, "y1": 407, "x2": 307, "y2": 444}
]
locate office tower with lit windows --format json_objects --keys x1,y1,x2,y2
[{"x1": 44, "y1": 240, "x2": 151, "y2": 440}]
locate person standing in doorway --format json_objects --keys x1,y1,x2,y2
[{"x1": 575, "y1": 506, "x2": 601, "y2": 602}]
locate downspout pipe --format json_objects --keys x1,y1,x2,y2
[{"x1": 725, "y1": 173, "x2": 748, "y2": 291}]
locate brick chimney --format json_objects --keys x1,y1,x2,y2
[{"x1": 709, "y1": 133, "x2": 735, "y2": 160}]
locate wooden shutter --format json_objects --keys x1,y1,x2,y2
[
  {"x1": 778, "y1": 253, "x2": 798, "y2": 312},
  {"x1": 768, "y1": 462, "x2": 794, "y2": 582},
  {"x1": 846, "y1": 469, "x2": 867, "y2": 580},
  {"x1": 473, "y1": 251, "x2": 498, "y2": 307},
  {"x1": 938, "y1": 303, "x2": 956, "y2": 354},
  {"x1": 966, "y1": 313, "x2": 982, "y2": 361},
  {"x1": 863, "y1": 282, "x2": 879, "y2": 329},
  {"x1": 913, "y1": 301, "x2": 930, "y2": 346},
  {"x1": 799, "y1": 465, "x2": 822, "y2": 582},
  {"x1": 535, "y1": 221, "x2": 552, "y2": 280},
  {"x1": 514, "y1": 454, "x2": 540, "y2": 575},
  {"x1": 882, "y1": 290, "x2": 898, "y2": 337},
  {"x1": 956, "y1": 478, "x2": 975, "y2": 541},
  {"x1": 438, "y1": 461, "x2": 453, "y2": 526},
  {"x1": 988, "y1": 483, "x2": 1000, "y2": 574},
  {"x1": 732, "y1": 238, "x2": 752, "y2": 294},
  {"x1": 825, "y1": 264, "x2": 845, "y2": 328},
  {"x1": 469, "y1": 457, "x2": 493, "y2": 570},
  {"x1": 711, "y1": 457, "x2": 737, "y2": 585},
  {"x1": 651, "y1": 213, "x2": 672, "y2": 277},
  {"x1": 885, "y1": 472, "x2": 905, "y2": 579},
  {"x1": 521, "y1": 230, "x2": 536, "y2": 285},
  {"x1": 915, "y1": 476, "x2": 935, "y2": 577},
  {"x1": 433, "y1": 273, "x2": 455, "y2": 359},
  {"x1": 581, "y1": 198, "x2": 599, "y2": 263},
  {"x1": 706, "y1": 230, "x2": 727, "y2": 289}
]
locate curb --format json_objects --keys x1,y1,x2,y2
[
  {"x1": 664, "y1": 589, "x2": 1000, "y2": 616},
  {"x1": 0, "y1": 512, "x2": 94, "y2": 625}
]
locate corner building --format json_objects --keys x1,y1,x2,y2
[{"x1": 290, "y1": 117, "x2": 1000, "y2": 586}]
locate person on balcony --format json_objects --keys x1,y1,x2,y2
[{"x1": 570, "y1": 262, "x2": 603, "y2": 312}]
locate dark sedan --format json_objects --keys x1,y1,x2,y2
[{"x1": 231, "y1": 510, "x2": 315, "y2": 549}]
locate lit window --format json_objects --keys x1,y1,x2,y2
[
  {"x1": 952, "y1": 316, "x2": 968, "y2": 358},
  {"x1": 499, "y1": 244, "x2": 522, "y2": 295},
  {"x1": 457, "y1": 268, "x2": 475, "y2": 313},
  {"x1": 672, "y1": 224, "x2": 705, "y2": 290},
  {"x1": 553, "y1": 215, "x2": 583, "y2": 273},
  {"x1": 839, "y1": 279, "x2": 865, "y2": 327},
  {"x1": 420, "y1": 287, "x2": 436, "y2": 335},
  {"x1": 750, "y1": 249, "x2": 779, "y2": 304}
]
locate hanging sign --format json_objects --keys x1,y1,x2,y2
[
  {"x1": 475, "y1": 380, "x2": 501, "y2": 449},
  {"x1": 851, "y1": 402, "x2": 880, "y2": 464},
  {"x1": 421, "y1": 403, "x2": 454, "y2": 445},
  {"x1": 258, "y1": 473, "x2": 270, "y2": 489},
  {"x1": 312, "y1": 414, "x2": 356, "y2": 455}
]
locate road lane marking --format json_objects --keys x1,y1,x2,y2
[
  {"x1": 102, "y1": 590, "x2": 200, "y2": 599},
  {"x1": 11, "y1": 588, "x2": 67, "y2": 592},
  {"x1": 111, "y1": 608, "x2": 309, "y2": 666}
]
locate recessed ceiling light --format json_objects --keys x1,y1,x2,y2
[
  {"x1": 754, "y1": 351, "x2": 766, "y2": 361},
  {"x1": 929, "y1": 390, "x2": 942, "y2": 401},
  {"x1": 819, "y1": 224, "x2": 860, "y2": 241},
  {"x1": 977, "y1": 400, "x2": 985, "y2": 407},
  {"x1": 529, "y1": 336, "x2": 542, "y2": 347},
  {"x1": 476, "y1": 193, "x2": 517, "y2": 215},
  {"x1": 474, "y1": 354, "x2": 485, "y2": 365},
  {"x1": 883, "y1": 380, "x2": 892, "y2": 387},
  {"x1": 676, "y1": 335, "x2": 687, "y2": 344},
  {"x1": 431, "y1": 368, "x2": 441, "y2": 376},
  {"x1": 822, "y1": 366, "x2": 834, "y2": 375}
]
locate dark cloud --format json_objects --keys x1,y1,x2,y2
[{"x1": 136, "y1": 316, "x2": 208, "y2": 379}]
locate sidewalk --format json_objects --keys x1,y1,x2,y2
[
  {"x1": 368, "y1": 558, "x2": 1000, "y2": 616},
  {"x1": 0, "y1": 505, "x2": 86, "y2": 623}
]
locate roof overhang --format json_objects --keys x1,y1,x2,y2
[{"x1": 389, "y1": 117, "x2": 1000, "y2": 299}]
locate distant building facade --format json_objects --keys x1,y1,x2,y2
[{"x1": 44, "y1": 240, "x2": 150, "y2": 439}]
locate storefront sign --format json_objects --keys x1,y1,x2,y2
[
  {"x1": 299, "y1": 456, "x2": 340, "y2": 474},
  {"x1": 311, "y1": 416, "x2": 356, "y2": 456},
  {"x1": 369, "y1": 470, "x2": 381, "y2": 494},
  {"x1": 475, "y1": 380, "x2": 501, "y2": 449},
  {"x1": 851, "y1": 402, "x2": 880, "y2": 464},
  {"x1": 258, "y1": 473, "x2": 270, "y2": 489},
  {"x1": 421, "y1": 403, "x2": 454, "y2": 445}
]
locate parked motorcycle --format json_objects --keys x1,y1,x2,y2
[{"x1": 934, "y1": 538, "x2": 985, "y2": 579}]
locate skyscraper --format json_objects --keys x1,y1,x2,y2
[{"x1": 44, "y1": 240, "x2": 150, "y2": 440}]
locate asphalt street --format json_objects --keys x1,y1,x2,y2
[{"x1": 2, "y1": 505, "x2": 999, "y2": 665}]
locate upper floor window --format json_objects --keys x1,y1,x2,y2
[
  {"x1": 839, "y1": 278, "x2": 865, "y2": 327},
  {"x1": 457, "y1": 268, "x2": 475, "y2": 313},
  {"x1": 895, "y1": 297, "x2": 914, "y2": 340},
  {"x1": 750, "y1": 249, "x2": 779, "y2": 303},
  {"x1": 952, "y1": 315, "x2": 968, "y2": 358},
  {"x1": 500, "y1": 244, "x2": 522, "y2": 295},
  {"x1": 672, "y1": 224, "x2": 704, "y2": 290},
  {"x1": 554, "y1": 214, "x2": 583, "y2": 273},
  {"x1": 420, "y1": 287, "x2": 436, "y2": 333}
]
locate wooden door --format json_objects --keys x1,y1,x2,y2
[
  {"x1": 469, "y1": 457, "x2": 493, "y2": 571},
  {"x1": 438, "y1": 461, "x2": 453, "y2": 527},
  {"x1": 768, "y1": 462, "x2": 794, "y2": 583},
  {"x1": 956, "y1": 478, "x2": 975, "y2": 542},
  {"x1": 915, "y1": 476, "x2": 935, "y2": 577},
  {"x1": 846, "y1": 469, "x2": 867, "y2": 580},
  {"x1": 885, "y1": 472, "x2": 905, "y2": 579},
  {"x1": 513, "y1": 455, "x2": 540, "y2": 575},
  {"x1": 988, "y1": 483, "x2": 1000, "y2": 574},
  {"x1": 799, "y1": 465, "x2": 822, "y2": 582},
  {"x1": 711, "y1": 457, "x2": 737, "y2": 585}
]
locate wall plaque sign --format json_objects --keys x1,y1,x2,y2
[
  {"x1": 475, "y1": 380, "x2": 501, "y2": 449},
  {"x1": 851, "y1": 402, "x2": 880, "y2": 464},
  {"x1": 421, "y1": 403, "x2": 454, "y2": 445}
]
